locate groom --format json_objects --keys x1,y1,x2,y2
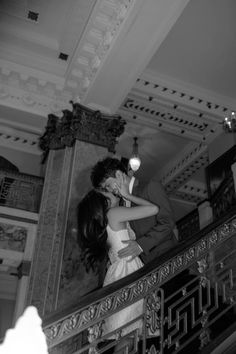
[{"x1": 90, "y1": 157, "x2": 177, "y2": 264}]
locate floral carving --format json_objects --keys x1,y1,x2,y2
[
  {"x1": 146, "y1": 291, "x2": 161, "y2": 335},
  {"x1": 197, "y1": 257, "x2": 208, "y2": 274},
  {"x1": 88, "y1": 321, "x2": 103, "y2": 343}
]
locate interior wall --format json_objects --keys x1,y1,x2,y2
[
  {"x1": 171, "y1": 198, "x2": 196, "y2": 221},
  {"x1": 0, "y1": 146, "x2": 43, "y2": 177},
  {"x1": 0, "y1": 299, "x2": 15, "y2": 339},
  {"x1": 208, "y1": 133, "x2": 235, "y2": 163}
]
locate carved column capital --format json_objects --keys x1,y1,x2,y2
[{"x1": 39, "y1": 102, "x2": 126, "y2": 162}]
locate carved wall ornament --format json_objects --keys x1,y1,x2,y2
[
  {"x1": 39, "y1": 102, "x2": 126, "y2": 162},
  {"x1": 0, "y1": 222, "x2": 27, "y2": 252}
]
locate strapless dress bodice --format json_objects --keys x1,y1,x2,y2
[
  {"x1": 103, "y1": 223, "x2": 144, "y2": 338},
  {"x1": 106, "y1": 223, "x2": 135, "y2": 263}
]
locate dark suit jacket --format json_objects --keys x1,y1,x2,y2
[{"x1": 129, "y1": 178, "x2": 177, "y2": 264}]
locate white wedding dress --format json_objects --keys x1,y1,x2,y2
[{"x1": 102, "y1": 223, "x2": 144, "y2": 338}]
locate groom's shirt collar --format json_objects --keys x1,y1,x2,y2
[
  {"x1": 129, "y1": 176, "x2": 135, "y2": 195},
  {"x1": 126, "y1": 176, "x2": 135, "y2": 207}
]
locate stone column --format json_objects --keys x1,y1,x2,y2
[{"x1": 26, "y1": 103, "x2": 126, "y2": 317}]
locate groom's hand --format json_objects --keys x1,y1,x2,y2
[{"x1": 118, "y1": 240, "x2": 142, "y2": 260}]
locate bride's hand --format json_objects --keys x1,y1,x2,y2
[{"x1": 115, "y1": 174, "x2": 130, "y2": 199}]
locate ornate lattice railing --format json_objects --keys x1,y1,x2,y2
[
  {"x1": 43, "y1": 211, "x2": 236, "y2": 354},
  {"x1": 0, "y1": 169, "x2": 44, "y2": 212},
  {"x1": 176, "y1": 171, "x2": 236, "y2": 242}
]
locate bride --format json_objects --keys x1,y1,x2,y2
[{"x1": 77, "y1": 174, "x2": 159, "y2": 352}]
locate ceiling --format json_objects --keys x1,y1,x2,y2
[{"x1": 0, "y1": 0, "x2": 236, "y2": 221}]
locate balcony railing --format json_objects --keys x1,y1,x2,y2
[
  {"x1": 176, "y1": 171, "x2": 236, "y2": 242},
  {"x1": 43, "y1": 209, "x2": 236, "y2": 354},
  {"x1": 0, "y1": 169, "x2": 44, "y2": 213},
  {"x1": 211, "y1": 172, "x2": 236, "y2": 220}
]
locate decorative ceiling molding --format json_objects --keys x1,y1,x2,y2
[
  {"x1": 0, "y1": 0, "x2": 138, "y2": 113},
  {"x1": 0, "y1": 59, "x2": 65, "y2": 89},
  {"x1": 138, "y1": 71, "x2": 236, "y2": 118},
  {"x1": 0, "y1": 125, "x2": 41, "y2": 154},
  {"x1": 122, "y1": 72, "x2": 233, "y2": 147},
  {"x1": 118, "y1": 69, "x2": 231, "y2": 204},
  {"x1": 0, "y1": 117, "x2": 42, "y2": 135},
  {"x1": 0, "y1": 78, "x2": 72, "y2": 117},
  {"x1": 121, "y1": 94, "x2": 214, "y2": 142},
  {"x1": 178, "y1": 181, "x2": 207, "y2": 198},
  {"x1": 65, "y1": 0, "x2": 137, "y2": 102},
  {"x1": 161, "y1": 142, "x2": 209, "y2": 190},
  {"x1": 169, "y1": 180, "x2": 207, "y2": 204}
]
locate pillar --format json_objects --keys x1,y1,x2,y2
[{"x1": 26, "y1": 103, "x2": 126, "y2": 317}]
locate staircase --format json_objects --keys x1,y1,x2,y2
[{"x1": 43, "y1": 208, "x2": 236, "y2": 353}]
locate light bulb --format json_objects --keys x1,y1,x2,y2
[{"x1": 129, "y1": 156, "x2": 141, "y2": 171}]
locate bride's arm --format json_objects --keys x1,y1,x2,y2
[
  {"x1": 107, "y1": 176, "x2": 159, "y2": 225},
  {"x1": 118, "y1": 173, "x2": 159, "y2": 208}
]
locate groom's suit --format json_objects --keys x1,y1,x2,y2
[{"x1": 129, "y1": 178, "x2": 177, "y2": 264}]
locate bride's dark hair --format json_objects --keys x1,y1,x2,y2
[{"x1": 77, "y1": 189, "x2": 109, "y2": 273}]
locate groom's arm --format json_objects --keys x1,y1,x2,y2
[
  {"x1": 136, "y1": 179, "x2": 176, "y2": 255},
  {"x1": 118, "y1": 180, "x2": 175, "y2": 259}
]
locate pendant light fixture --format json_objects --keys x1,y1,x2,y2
[{"x1": 129, "y1": 137, "x2": 141, "y2": 171}]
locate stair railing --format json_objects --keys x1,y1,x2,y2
[
  {"x1": 177, "y1": 166, "x2": 236, "y2": 242},
  {"x1": 43, "y1": 209, "x2": 236, "y2": 354}
]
